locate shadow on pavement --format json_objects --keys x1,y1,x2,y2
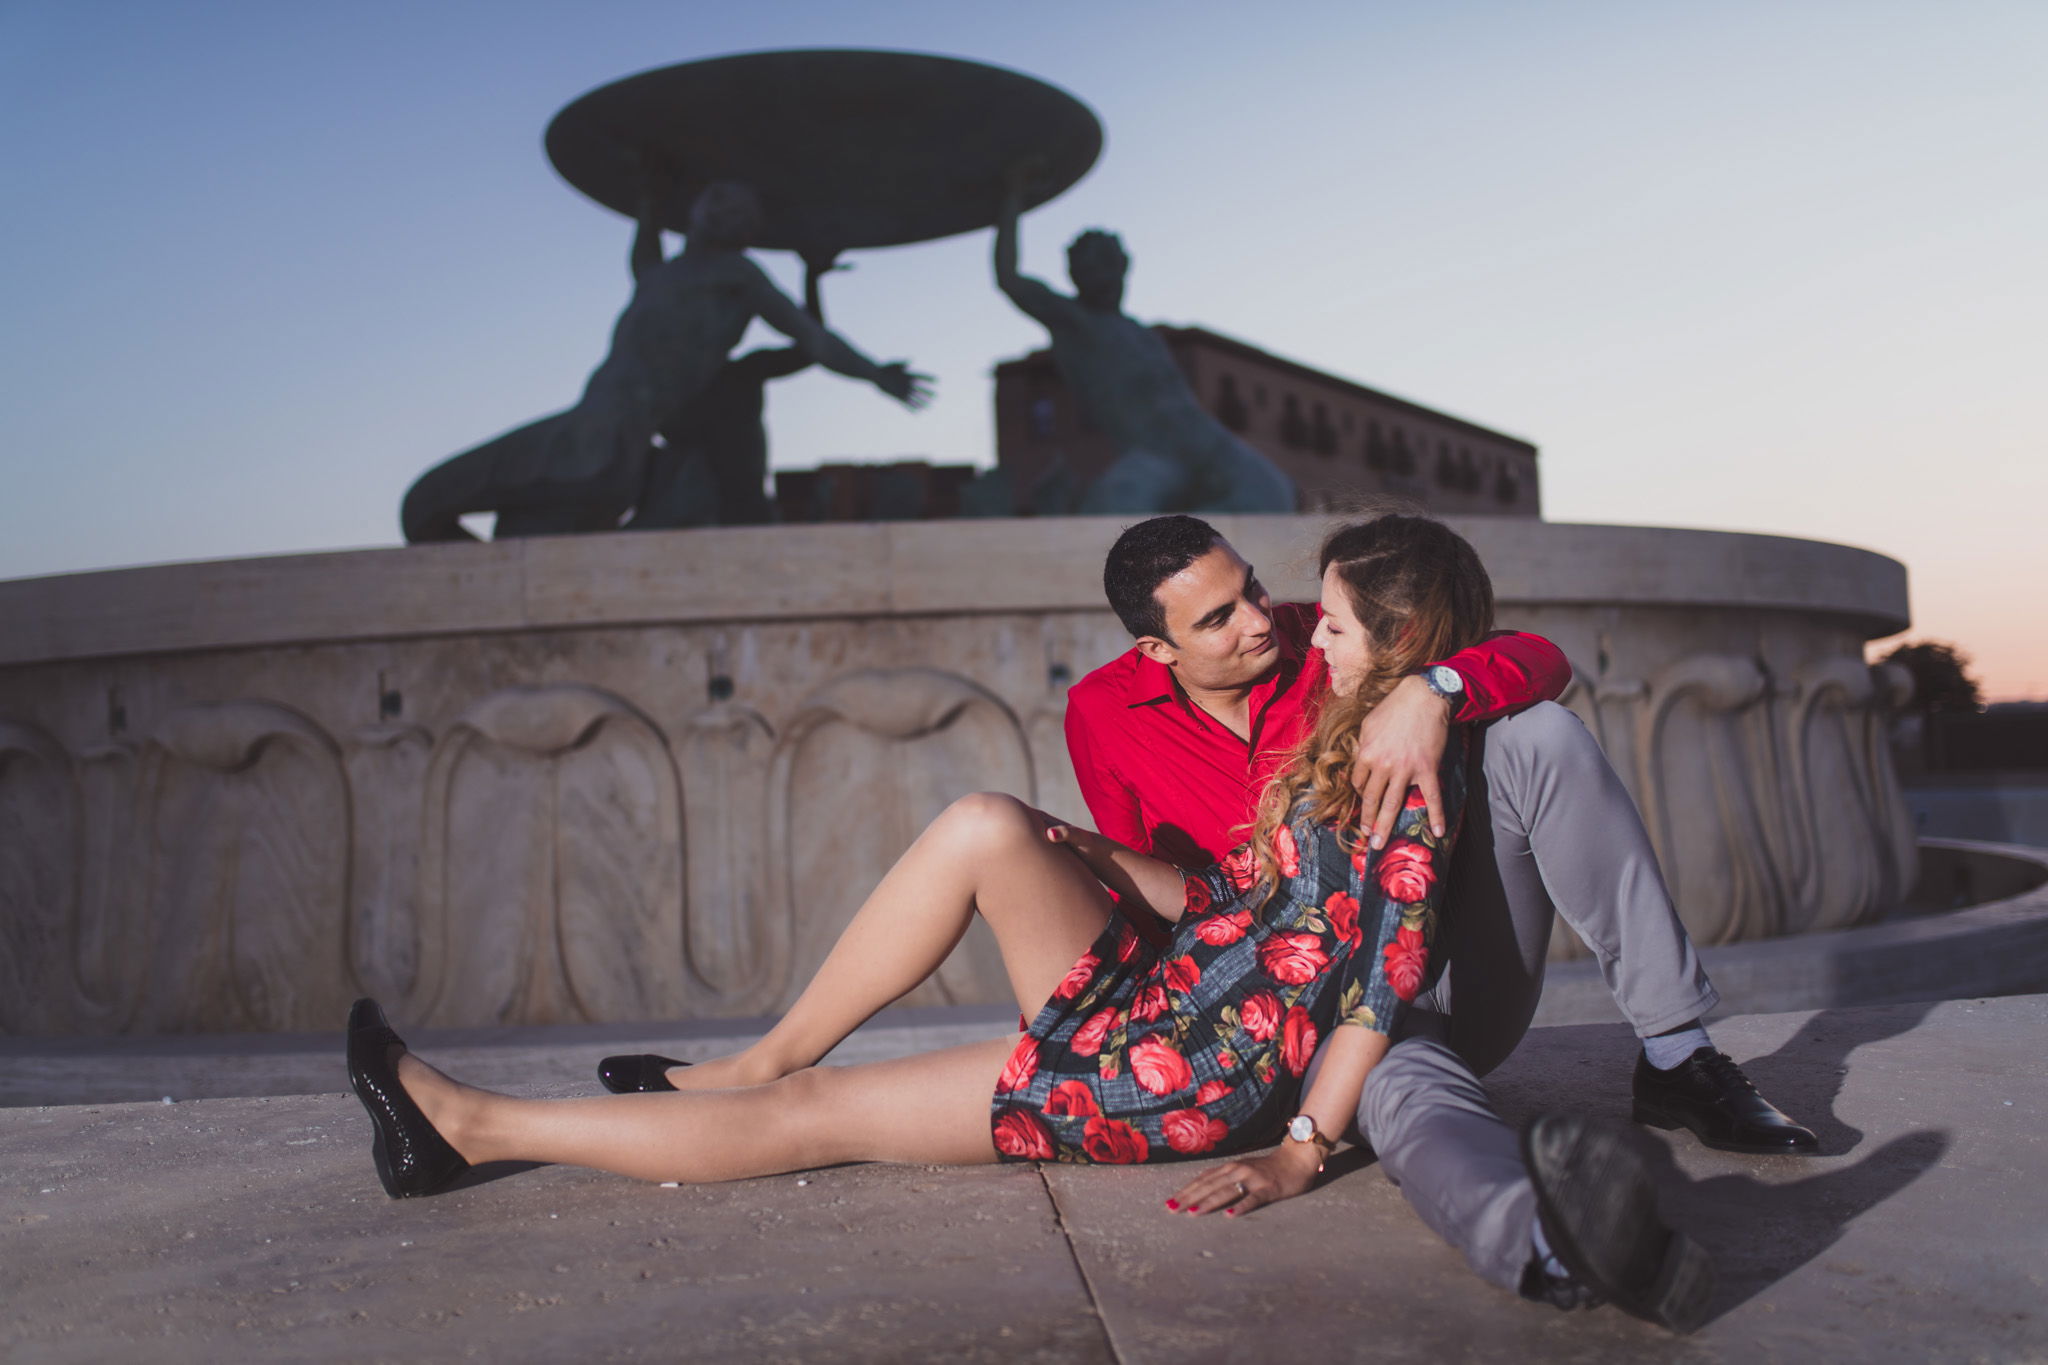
[
  {"x1": 1649, "y1": 1126, "x2": 1950, "y2": 1325},
  {"x1": 1734, "y1": 1000, "x2": 1941, "y2": 1155}
]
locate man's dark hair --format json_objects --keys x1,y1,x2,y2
[{"x1": 1103, "y1": 515, "x2": 1223, "y2": 641}]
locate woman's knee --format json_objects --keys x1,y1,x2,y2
[{"x1": 935, "y1": 791, "x2": 1039, "y2": 853}]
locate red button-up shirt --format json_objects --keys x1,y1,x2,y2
[{"x1": 1064, "y1": 604, "x2": 1570, "y2": 867}]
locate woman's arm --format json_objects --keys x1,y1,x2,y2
[
  {"x1": 1038, "y1": 817, "x2": 1191, "y2": 923},
  {"x1": 1167, "y1": 1023, "x2": 1386, "y2": 1215},
  {"x1": 1169, "y1": 733, "x2": 1469, "y2": 1216}
]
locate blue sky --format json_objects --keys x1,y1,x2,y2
[{"x1": 3, "y1": 1, "x2": 2044, "y2": 696}]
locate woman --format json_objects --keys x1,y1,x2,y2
[{"x1": 349, "y1": 515, "x2": 1489, "y2": 1214}]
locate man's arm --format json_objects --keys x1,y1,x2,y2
[
  {"x1": 1063, "y1": 698, "x2": 1151, "y2": 854},
  {"x1": 1438, "y1": 630, "x2": 1572, "y2": 721},
  {"x1": 994, "y1": 165, "x2": 1082, "y2": 328},
  {"x1": 744, "y1": 263, "x2": 931, "y2": 407},
  {"x1": 1349, "y1": 630, "x2": 1572, "y2": 848}
]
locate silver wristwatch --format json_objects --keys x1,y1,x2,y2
[
  {"x1": 1286, "y1": 1114, "x2": 1335, "y2": 1170},
  {"x1": 1419, "y1": 664, "x2": 1465, "y2": 706}
]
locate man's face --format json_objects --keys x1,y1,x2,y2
[{"x1": 1137, "y1": 543, "x2": 1278, "y2": 691}]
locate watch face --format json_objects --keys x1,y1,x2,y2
[
  {"x1": 1289, "y1": 1115, "x2": 1315, "y2": 1142},
  {"x1": 1429, "y1": 665, "x2": 1464, "y2": 695}
]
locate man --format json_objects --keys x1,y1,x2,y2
[
  {"x1": 1065, "y1": 515, "x2": 1814, "y2": 1323},
  {"x1": 993, "y1": 169, "x2": 1295, "y2": 514},
  {"x1": 402, "y1": 176, "x2": 928, "y2": 542}
]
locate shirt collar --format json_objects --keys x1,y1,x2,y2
[{"x1": 1122, "y1": 638, "x2": 1304, "y2": 709}]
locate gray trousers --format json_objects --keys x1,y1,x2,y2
[{"x1": 1323, "y1": 701, "x2": 1718, "y2": 1291}]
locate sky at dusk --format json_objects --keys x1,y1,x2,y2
[{"x1": 3, "y1": 1, "x2": 2044, "y2": 697}]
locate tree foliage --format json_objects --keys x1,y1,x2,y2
[{"x1": 1879, "y1": 641, "x2": 1982, "y2": 714}]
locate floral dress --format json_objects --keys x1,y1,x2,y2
[{"x1": 991, "y1": 734, "x2": 1466, "y2": 1164}]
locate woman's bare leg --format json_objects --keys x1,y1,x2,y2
[
  {"x1": 669, "y1": 793, "x2": 1115, "y2": 1091},
  {"x1": 405, "y1": 1038, "x2": 1015, "y2": 1182}
]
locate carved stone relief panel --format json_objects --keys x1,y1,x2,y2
[
  {"x1": 415, "y1": 685, "x2": 685, "y2": 1027},
  {"x1": 0, "y1": 721, "x2": 77, "y2": 1034},
  {"x1": 769, "y1": 669, "x2": 1034, "y2": 1013},
  {"x1": 73, "y1": 742, "x2": 145, "y2": 1031},
  {"x1": 678, "y1": 701, "x2": 776, "y2": 1009},
  {"x1": 1027, "y1": 614, "x2": 1103, "y2": 828},
  {"x1": 1867, "y1": 663, "x2": 1921, "y2": 896},
  {"x1": 1635, "y1": 654, "x2": 1783, "y2": 949},
  {"x1": 135, "y1": 702, "x2": 354, "y2": 1033},
  {"x1": 1781, "y1": 658, "x2": 1896, "y2": 934},
  {"x1": 345, "y1": 724, "x2": 433, "y2": 1007}
]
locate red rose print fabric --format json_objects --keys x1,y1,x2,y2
[{"x1": 989, "y1": 732, "x2": 1466, "y2": 1165}]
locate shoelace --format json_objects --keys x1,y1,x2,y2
[{"x1": 1693, "y1": 1049, "x2": 1758, "y2": 1094}]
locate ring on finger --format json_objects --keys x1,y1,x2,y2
[{"x1": 1234, "y1": 1180, "x2": 1246, "y2": 1197}]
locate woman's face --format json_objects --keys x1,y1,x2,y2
[{"x1": 1310, "y1": 564, "x2": 1374, "y2": 697}]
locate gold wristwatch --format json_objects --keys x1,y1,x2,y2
[{"x1": 1286, "y1": 1115, "x2": 1336, "y2": 1171}]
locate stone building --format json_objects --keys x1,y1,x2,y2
[{"x1": 993, "y1": 325, "x2": 1540, "y2": 516}]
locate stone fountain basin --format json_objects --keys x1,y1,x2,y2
[{"x1": 0, "y1": 517, "x2": 1914, "y2": 1034}]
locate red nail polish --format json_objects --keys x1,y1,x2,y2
[{"x1": 1165, "y1": 1199, "x2": 1179, "y2": 1210}]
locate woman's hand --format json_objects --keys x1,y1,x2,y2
[
  {"x1": 1164, "y1": 1141, "x2": 1324, "y2": 1217},
  {"x1": 1034, "y1": 812, "x2": 1187, "y2": 923}
]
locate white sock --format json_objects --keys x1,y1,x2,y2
[
  {"x1": 1642, "y1": 1025, "x2": 1712, "y2": 1071},
  {"x1": 1530, "y1": 1214, "x2": 1569, "y2": 1280}
]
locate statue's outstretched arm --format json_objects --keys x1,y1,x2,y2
[
  {"x1": 747, "y1": 262, "x2": 931, "y2": 408},
  {"x1": 733, "y1": 251, "x2": 844, "y2": 380},
  {"x1": 994, "y1": 165, "x2": 1076, "y2": 327}
]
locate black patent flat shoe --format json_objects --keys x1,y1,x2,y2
[
  {"x1": 1522, "y1": 1112, "x2": 1716, "y2": 1334},
  {"x1": 1632, "y1": 1047, "x2": 1819, "y2": 1154},
  {"x1": 346, "y1": 998, "x2": 470, "y2": 1199},
  {"x1": 597, "y1": 1054, "x2": 688, "y2": 1094}
]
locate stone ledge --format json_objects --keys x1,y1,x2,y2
[{"x1": 0, "y1": 517, "x2": 1908, "y2": 666}]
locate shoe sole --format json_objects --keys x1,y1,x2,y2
[
  {"x1": 1524, "y1": 1113, "x2": 1718, "y2": 1334},
  {"x1": 1632, "y1": 1100, "x2": 1820, "y2": 1155}
]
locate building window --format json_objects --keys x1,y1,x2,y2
[
  {"x1": 1495, "y1": 466, "x2": 1519, "y2": 504},
  {"x1": 1364, "y1": 420, "x2": 1387, "y2": 469},
  {"x1": 1029, "y1": 397, "x2": 1056, "y2": 440},
  {"x1": 1392, "y1": 429, "x2": 1416, "y2": 476},
  {"x1": 1311, "y1": 402, "x2": 1338, "y2": 456},
  {"x1": 1215, "y1": 374, "x2": 1249, "y2": 432},
  {"x1": 1280, "y1": 394, "x2": 1309, "y2": 450}
]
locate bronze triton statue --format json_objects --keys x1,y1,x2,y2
[
  {"x1": 994, "y1": 165, "x2": 1296, "y2": 514},
  {"x1": 401, "y1": 173, "x2": 925, "y2": 541}
]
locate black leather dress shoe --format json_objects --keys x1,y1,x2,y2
[
  {"x1": 1632, "y1": 1047, "x2": 1819, "y2": 1154},
  {"x1": 597, "y1": 1054, "x2": 689, "y2": 1094},
  {"x1": 1522, "y1": 1112, "x2": 1716, "y2": 1333},
  {"x1": 346, "y1": 998, "x2": 469, "y2": 1199}
]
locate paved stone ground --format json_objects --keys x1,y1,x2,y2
[{"x1": 3, "y1": 996, "x2": 2045, "y2": 1363}]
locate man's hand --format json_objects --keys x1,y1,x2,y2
[
  {"x1": 1165, "y1": 1142, "x2": 1322, "y2": 1217},
  {"x1": 1351, "y1": 673, "x2": 1451, "y2": 849},
  {"x1": 875, "y1": 363, "x2": 934, "y2": 409}
]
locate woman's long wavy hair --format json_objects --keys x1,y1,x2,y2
[{"x1": 1248, "y1": 515, "x2": 1496, "y2": 888}]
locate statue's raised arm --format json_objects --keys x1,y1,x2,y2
[
  {"x1": 630, "y1": 156, "x2": 673, "y2": 283},
  {"x1": 994, "y1": 162, "x2": 1083, "y2": 329}
]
